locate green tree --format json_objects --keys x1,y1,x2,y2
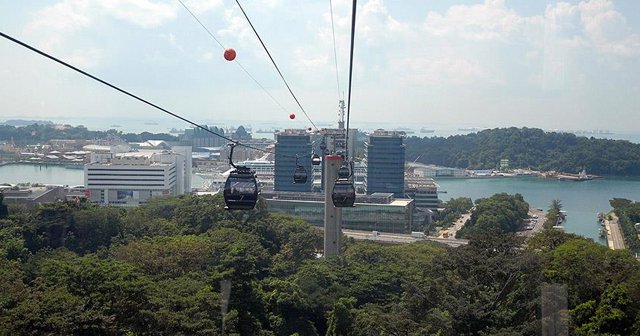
[
  {"x1": 0, "y1": 193, "x2": 8, "y2": 219},
  {"x1": 326, "y1": 297, "x2": 356, "y2": 336}
]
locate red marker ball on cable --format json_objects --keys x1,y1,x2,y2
[
  {"x1": 224, "y1": 48, "x2": 236, "y2": 61},
  {"x1": 289, "y1": 113, "x2": 296, "y2": 120},
  {"x1": 307, "y1": 127, "x2": 312, "y2": 131}
]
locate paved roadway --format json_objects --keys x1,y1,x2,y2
[
  {"x1": 343, "y1": 229, "x2": 469, "y2": 247},
  {"x1": 604, "y1": 214, "x2": 625, "y2": 250},
  {"x1": 518, "y1": 208, "x2": 547, "y2": 238},
  {"x1": 438, "y1": 213, "x2": 471, "y2": 238}
]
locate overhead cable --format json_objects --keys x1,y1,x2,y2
[
  {"x1": 329, "y1": 0, "x2": 341, "y2": 100},
  {"x1": 233, "y1": 0, "x2": 319, "y2": 131},
  {"x1": 0, "y1": 31, "x2": 297, "y2": 159},
  {"x1": 177, "y1": 0, "x2": 290, "y2": 114},
  {"x1": 344, "y1": 0, "x2": 357, "y2": 160}
]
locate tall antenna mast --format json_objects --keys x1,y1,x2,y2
[{"x1": 338, "y1": 98, "x2": 346, "y2": 130}]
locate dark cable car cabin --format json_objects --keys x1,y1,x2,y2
[
  {"x1": 224, "y1": 168, "x2": 258, "y2": 210},
  {"x1": 293, "y1": 165, "x2": 308, "y2": 184},
  {"x1": 332, "y1": 178, "x2": 355, "y2": 207},
  {"x1": 223, "y1": 144, "x2": 259, "y2": 210}
]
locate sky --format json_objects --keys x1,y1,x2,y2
[{"x1": 0, "y1": 0, "x2": 639, "y2": 132}]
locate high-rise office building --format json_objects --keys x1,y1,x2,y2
[
  {"x1": 364, "y1": 130, "x2": 405, "y2": 197},
  {"x1": 274, "y1": 129, "x2": 312, "y2": 192}
]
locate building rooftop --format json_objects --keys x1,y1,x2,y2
[
  {"x1": 370, "y1": 129, "x2": 404, "y2": 137},
  {"x1": 262, "y1": 190, "x2": 413, "y2": 206},
  {"x1": 87, "y1": 161, "x2": 173, "y2": 167},
  {"x1": 405, "y1": 176, "x2": 438, "y2": 190},
  {"x1": 277, "y1": 129, "x2": 311, "y2": 136}
]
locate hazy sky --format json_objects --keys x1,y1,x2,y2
[{"x1": 1, "y1": 0, "x2": 639, "y2": 131}]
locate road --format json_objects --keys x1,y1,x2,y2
[
  {"x1": 518, "y1": 208, "x2": 547, "y2": 238},
  {"x1": 604, "y1": 213, "x2": 625, "y2": 250},
  {"x1": 343, "y1": 229, "x2": 469, "y2": 247},
  {"x1": 438, "y1": 213, "x2": 471, "y2": 238}
]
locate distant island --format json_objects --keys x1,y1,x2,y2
[
  {"x1": 1, "y1": 119, "x2": 53, "y2": 127},
  {"x1": 405, "y1": 127, "x2": 640, "y2": 176},
  {"x1": 0, "y1": 123, "x2": 178, "y2": 144}
]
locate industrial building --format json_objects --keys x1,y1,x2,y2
[
  {"x1": 1, "y1": 186, "x2": 67, "y2": 208},
  {"x1": 84, "y1": 146, "x2": 191, "y2": 207},
  {"x1": 404, "y1": 175, "x2": 439, "y2": 211},
  {"x1": 262, "y1": 191, "x2": 415, "y2": 233}
]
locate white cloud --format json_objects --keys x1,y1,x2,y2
[
  {"x1": 23, "y1": 0, "x2": 227, "y2": 68},
  {"x1": 424, "y1": 0, "x2": 537, "y2": 41},
  {"x1": 543, "y1": 0, "x2": 640, "y2": 57},
  {"x1": 27, "y1": 0, "x2": 92, "y2": 33},
  {"x1": 218, "y1": 8, "x2": 254, "y2": 49},
  {"x1": 578, "y1": 0, "x2": 640, "y2": 57},
  {"x1": 28, "y1": 0, "x2": 183, "y2": 33},
  {"x1": 98, "y1": 0, "x2": 177, "y2": 28},
  {"x1": 26, "y1": 0, "x2": 92, "y2": 49},
  {"x1": 183, "y1": 0, "x2": 222, "y2": 15},
  {"x1": 358, "y1": 0, "x2": 408, "y2": 46},
  {"x1": 64, "y1": 47, "x2": 104, "y2": 68}
]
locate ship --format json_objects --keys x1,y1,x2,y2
[
  {"x1": 420, "y1": 127, "x2": 435, "y2": 133},
  {"x1": 394, "y1": 127, "x2": 416, "y2": 134},
  {"x1": 458, "y1": 127, "x2": 480, "y2": 132},
  {"x1": 557, "y1": 169, "x2": 599, "y2": 181},
  {"x1": 599, "y1": 227, "x2": 607, "y2": 237}
]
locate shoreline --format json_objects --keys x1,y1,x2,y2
[{"x1": 0, "y1": 161, "x2": 84, "y2": 170}]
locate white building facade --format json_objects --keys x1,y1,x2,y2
[{"x1": 84, "y1": 146, "x2": 191, "y2": 207}]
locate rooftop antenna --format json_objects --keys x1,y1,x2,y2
[{"x1": 338, "y1": 96, "x2": 346, "y2": 130}]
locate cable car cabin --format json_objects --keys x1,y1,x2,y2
[
  {"x1": 332, "y1": 178, "x2": 356, "y2": 207},
  {"x1": 293, "y1": 165, "x2": 308, "y2": 184},
  {"x1": 311, "y1": 154, "x2": 321, "y2": 166},
  {"x1": 223, "y1": 168, "x2": 259, "y2": 210}
]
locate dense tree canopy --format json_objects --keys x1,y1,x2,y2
[
  {"x1": 609, "y1": 198, "x2": 640, "y2": 254},
  {"x1": 0, "y1": 194, "x2": 639, "y2": 335},
  {"x1": 0, "y1": 124, "x2": 178, "y2": 145},
  {"x1": 429, "y1": 197, "x2": 473, "y2": 234},
  {"x1": 457, "y1": 193, "x2": 529, "y2": 238},
  {"x1": 405, "y1": 127, "x2": 640, "y2": 176}
]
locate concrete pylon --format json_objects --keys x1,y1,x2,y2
[{"x1": 323, "y1": 155, "x2": 343, "y2": 257}]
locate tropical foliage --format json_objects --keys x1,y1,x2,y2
[
  {"x1": 0, "y1": 194, "x2": 639, "y2": 335},
  {"x1": 456, "y1": 193, "x2": 529, "y2": 238},
  {"x1": 0, "y1": 124, "x2": 178, "y2": 145},
  {"x1": 430, "y1": 197, "x2": 473, "y2": 233},
  {"x1": 405, "y1": 127, "x2": 640, "y2": 176},
  {"x1": 609, "y1": 198, "x2": 640, "y2": 254}
]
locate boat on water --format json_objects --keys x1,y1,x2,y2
[
  {"x1": 573, "y1": 129, "x2": 613, "y2": 135},
  {"x1": 599, "y1": 227, "x2": 607, "y2": 237},
  {"x1": 556, "y1": 169, "x2": 599, "y2": 181},
  {"x1": 394, "y1": 127, "x2": 416, "y2": 134},
  {"x1": 110, "y1": 124, "x2": 121, "y2": 128},
  {"x1": 144, "y1": 122, "x2": 159, "y2": 125},
  {"x1": 553, "y1": 211, "x2": 567, "y2": 225},
  {"x1": 420, "y1": 128, "x2": 435, "y2": 133}
]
